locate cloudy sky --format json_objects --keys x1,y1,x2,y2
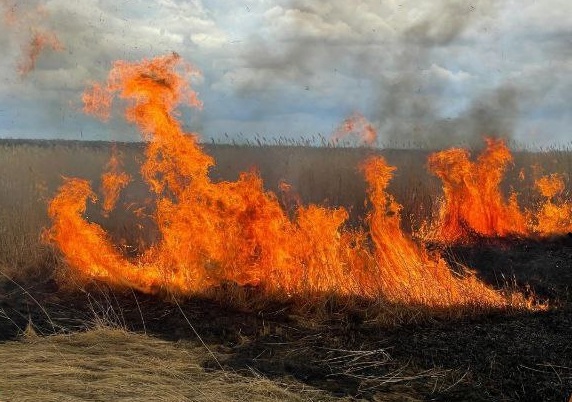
[{"x1": 0, "y1": 0, "x2": 570, "y2": 146}]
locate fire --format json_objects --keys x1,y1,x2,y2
[
  {"x1": 362, "y1": 157, "x2": 508, "y2": 306},
  {"x1": 47, "y1": 53, "x2": 531, "y2": 309},
  {"x1": 1, "y1": 1, "x2": 64, "y2": 76},
  {"x1": 101, "y1": 147, "x2": 131, "y2": 216},
  {"x1": 532, "y1": 174, "x2": 572, "y2": 236},
  {"x1": 18, "y1": 30, "x2": 64, "y2": 76},
  {"x1": 332, "y1": 112, "x2": 377, "y2": 146},
  {"x1": 426, "y1": 138, "x2": 528, "y2": 242},
  {"x1": 426, "y1": 139, "x2": 572, "y2": 242}
]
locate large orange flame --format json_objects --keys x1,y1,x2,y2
[
  {"x1": 47, "y1": 53, "x2": 530, "y2": 309},
  {"x1": 426, "y1": 138, "x2": 528, "y2": 242},
  {"x1": 426, "y1": 139, "x2": 572, "y2": 243},
  {"x1": 362, "y1": 157, "x2": 511, "y2": 306}
]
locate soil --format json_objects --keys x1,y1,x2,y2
[{"x1": 1, "y1": 236, "x2": 572, "y2": 401}]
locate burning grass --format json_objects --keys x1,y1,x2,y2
[
  {"x1": 425, "y1": 137, "x2": 572, "y2": 243},
  {"x1": 1, "y1": 137, "x2": 572, "y2": 401},
  {"x1": 42, "y1": 53, "x2": 549, "y2": 311},
  {"x1": 1, "y1": 47, "x2": 572, "y2": 402}
]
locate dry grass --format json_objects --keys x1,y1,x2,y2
[
  {"x1": 0, "y1": 326, "x2": 344, "y2": 402},
  {"x1": 1, "y1": 140, "x2": 571, "y2": 291}
]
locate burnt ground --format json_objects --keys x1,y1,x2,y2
[{"x1": 1, "y1": 237, "x2": 572, "y2": 401}]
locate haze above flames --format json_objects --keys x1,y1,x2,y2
[{"x1": 0, "y1": 0, "x2": 570, "y2": 145}]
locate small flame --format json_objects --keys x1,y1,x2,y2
[
  {"x1": 101, "y1": 147, "x2": 130, "y2": 216},
  {"x1": 18, "y1": 30, "x2": 64, "y2": 77},
  {"x1": 533, "y1": 174, "x2": 572, "y2": 236},
  {"x1": 332, "y1": 112, "x2": 377, "y2": 146},
  {"x1": 536, "y1": 174, "x2": 565, "y2": 198},
  {"x1": 1, "y1": 1, "x2": 64, "y2": 77}
]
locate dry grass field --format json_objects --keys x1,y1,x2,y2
[
  {"x1": 1, "y1": 139, "x2": 572, "y2": 401},
  {"x1": 0, "y1": 327, "x2": 345, "y2": 402}
]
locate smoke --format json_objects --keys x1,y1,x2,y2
[
  {"x1": 237, "y1": 0, "x2": 522, "y2": 146},
  {"x1": 441, "y1": 84, "x2": 519, "y2": 146},
  {"x1": 403, "y1": 1, "x2": 497, "y2": 46},
  {"x1": 0, "y1": 0, "x2": 64, "y2": 77},
  {"x1": 373, "y1": 1, "x2": 518, "y2": 147},
  {"x1": 374, "y1": 67, "x2": 520, "y2": 148},
  {"x1": 0, "y1": 1, "x2": 567, "y2": 143},
  {"x1": 0, "y1": 0, "x2": 201, "y2": 140}
]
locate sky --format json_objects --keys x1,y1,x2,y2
[{"x1": 0, "y1": 0, "x2": 570, "y2": 147}]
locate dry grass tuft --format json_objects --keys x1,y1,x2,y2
[{"x1": 0, "y1": 327, "x2": 343, "y2": 402}]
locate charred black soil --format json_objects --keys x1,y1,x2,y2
[{"x1": 1, "y1": 237, "x2": 571, "y2": 401}]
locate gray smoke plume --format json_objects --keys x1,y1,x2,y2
[
  {"x1": 238, "y1": 0, "x2": 521, "y2": 147},
  {"x1": 373, "y1": 1, "x2": 517, "y2": 147},
  {"x1": 1, "y1": 1, "x2": 567, "y2": 143}
]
